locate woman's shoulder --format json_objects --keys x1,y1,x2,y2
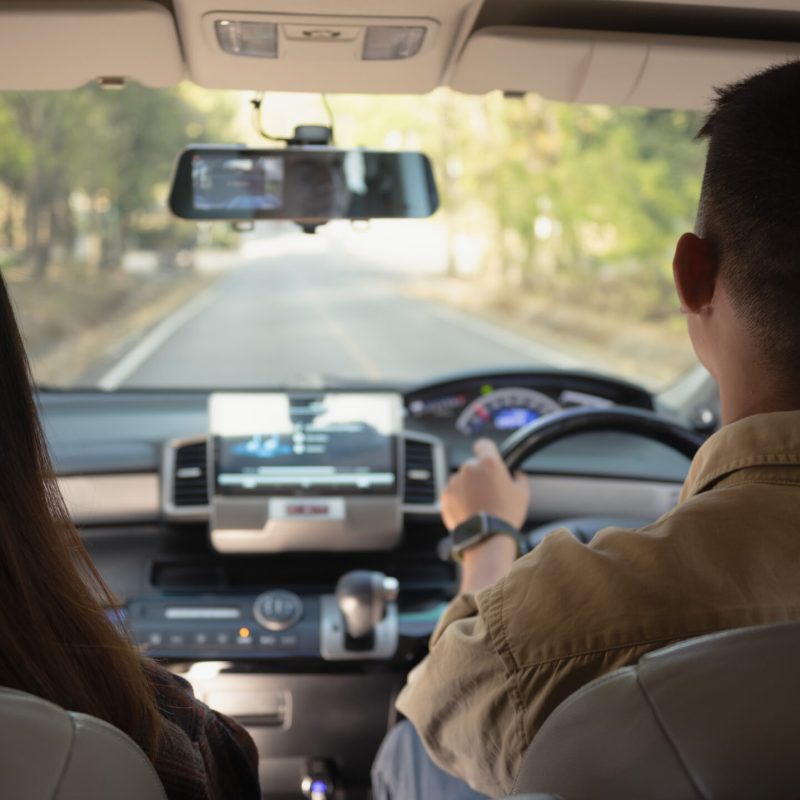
[{"x1": 142, "y1": 659, "x2": 261, "y2": 799}]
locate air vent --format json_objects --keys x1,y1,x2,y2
[
  {"x1": 172, "y1": 441, "x2": 209, "y2": 507},
  {"x1": 403, "y1": 438, "x2": 437, "y2": 506}
]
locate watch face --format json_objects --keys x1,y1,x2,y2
[
  {"x1": 450, "y1": 514, "x2": 521, "y2": 562},
  {"x1": 452, "y1": 514, "x2": 485, "y2": 546}
]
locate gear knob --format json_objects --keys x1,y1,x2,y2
[{"x1": 335, "y1": 570, "x2": 399, "y2": 639}]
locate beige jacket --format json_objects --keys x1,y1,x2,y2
[{"x1": 397, "y1": 410, "x2": 800, "y2": 796}]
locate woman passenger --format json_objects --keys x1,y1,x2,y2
[{"x1": 0, "y1": 273, "x2": 260, "y2": 799}]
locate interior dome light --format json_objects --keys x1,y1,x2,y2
[
  {"x1": 362, "y1": 26, "x2": 426, "y2": 60},
  {"x1": 215, "y1": 20, "x2": 278, "y2": 58}
]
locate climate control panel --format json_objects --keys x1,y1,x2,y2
[{"x1": 127, "y1": 591, "x2": 319, "y2": 659}]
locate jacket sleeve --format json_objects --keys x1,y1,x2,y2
[
  {"x1": 396, "y1": 580, "x2": 526, "y2": 796},
  {"x1": 395, "y1": 527, "x2": 671, "y2": 797}
]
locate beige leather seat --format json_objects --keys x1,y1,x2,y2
[
  {"x1": 512, "y1": 621, "x2": 800, "y2": 800},
  {"x1": 0, "y1": 686, "x2": 167, "y2": 800}
]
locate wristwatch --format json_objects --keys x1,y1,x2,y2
[{"x1": 438, "y1": 512, "x2": 528, "y2": 563}]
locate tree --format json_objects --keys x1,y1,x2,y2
[
  {"x1": 0, "y1": 98, "x2": 30, "y2": 252},
  {"x1": 0, "y1": 82, "x2": 236, "y2": 278}
]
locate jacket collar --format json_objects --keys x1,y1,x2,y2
[{"x1": 680, "y1": 410, "x2": 800, "y2": 502}]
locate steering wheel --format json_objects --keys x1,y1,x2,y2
[{"x1": 499, "y1": 406, "x2": 706, "y2": 547}]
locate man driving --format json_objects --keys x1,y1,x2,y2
[{"x1": 374, "y1": 60, "x2": 800, "y2": 798}]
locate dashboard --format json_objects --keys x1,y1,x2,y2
[
  {"x1": 44, "y1": 368, "x2": 692, "y2": 540},
  {"x1": 45, "y1": 368, "x2": 693, "y2": 670},
  {"x1": 191, "y1": 374, "x2": 657, "y2": 557}
]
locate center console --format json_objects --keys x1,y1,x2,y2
[
  {"x1": 120, "y1": 391, "x2": 451, "y2": 797},
  {"x1": 135, "y1": 390, "x2": 450, "y2": 666},
  {"x1": 129, "y1": 571, "x2": 401, "y2": 662}
]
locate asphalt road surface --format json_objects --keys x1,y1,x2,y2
[{"x1": 96, "y1": 251, "x2": 581, "y2": 390}]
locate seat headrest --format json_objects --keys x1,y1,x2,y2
[
  {"x1": 0, "y1": 687, "x2": 167, "y2": 800},
  {"x1": 514, "y1": 621, "x2": 800, "y2": 800}
]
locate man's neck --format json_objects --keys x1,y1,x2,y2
[{"x1": 720, "y1": 370, "x2": 800, "y2": 425}]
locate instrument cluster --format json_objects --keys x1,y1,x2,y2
[{"x1": 404, "y1": 371, "x2": 655, "y2": 463}]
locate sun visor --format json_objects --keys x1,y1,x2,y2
[
  {"x1": 451, "y1": 26, "x2": 800, "y2": 109},
  {"x1": 0, "y1": 1, "x2": 183, "y2": 90}
]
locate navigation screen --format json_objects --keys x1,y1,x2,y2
[
  {"x1": 210, "y1": 393, "x2": 400, "y2": 496},
  {"x1": 192, "y1": 153, "x2": 284, "y2": 212}
]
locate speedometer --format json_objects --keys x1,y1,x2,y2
[{"x1": 455, "y1": 387, "x2": 561, "y2": 436}]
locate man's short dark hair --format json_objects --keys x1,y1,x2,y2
[{"x1": 697, "y1": 60, "x2": 800, "y2": 370}]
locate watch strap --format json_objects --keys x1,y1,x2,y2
[{"x1": 442, "y1": 513, "x2": 527, "y2": 562}]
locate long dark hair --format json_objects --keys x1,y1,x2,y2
[{"x1": 0, "y1": 273, "x2": 161, "y2": 754}]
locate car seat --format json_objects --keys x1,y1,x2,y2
[
  {"x1": 0, "y1": 686, "x2": 167, "y2": 800},
  {"x1": 510, "y1": 621, "x2": 800, "y2": 800}
]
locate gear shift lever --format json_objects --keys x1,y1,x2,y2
[
  {"x1": 335, "y1": 570, "x2": 399, "y2": 640},
  {"x1": 320, "y1": 570, "x2": 400, "y2": 660}
]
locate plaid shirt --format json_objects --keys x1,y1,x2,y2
[{"x1": 146, "y1": 661, "x2": 260, "y2": 800}]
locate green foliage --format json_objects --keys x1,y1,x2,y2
[
  {"x1": 0, "y1": 82, "x2": 236, "y2": 276},
  {"x1": 0, "y1": 100, "x2": 30, "y2": 189},
  {"x1": 76, "y1": 83, "x2": 234, "y2": 222},
  {"x1": 332, "y1": 90, "x2": 707, "y2": 315}
]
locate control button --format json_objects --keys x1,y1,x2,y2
[
  {"x1": 147, "y1": 632, "x2": 163, "y2": 647},
  {"x1": 167, "y1": 633, "x2": 186, "y2": 647},
  {"x1": 254, "y1": 590, "x2": 304, "y2": 632},
  {"x1": 192, "y1": 632, "x2": 209, "y2": 646},
  {"x1": 261, "y1": 595, "x2": 297, "y2": 620},
  {"x1": 236, "y1": 626, "x2": 254, "y2": 646},
  {"x1": 279, "y1": 634, "x2": 299, "y2": 650},
  {"x1": 215, "y1": 632, "x2": 231, "y2": 646},
  {"x1": 258, "y1": 634, "x2": 277, "y2": 648}
]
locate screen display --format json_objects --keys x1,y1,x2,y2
[
  {"x1": 210, "y1": 393, "x2": 400, "y2": 496},
  {"x1": 192, "y1": 153, "x2": 284, "y2": 212}
]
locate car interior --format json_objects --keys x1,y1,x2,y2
[{"x1": 2, "y1": 1, "x2": 799, "y2": 798}]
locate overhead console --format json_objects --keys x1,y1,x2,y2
[
  {"x1": 162, "y1": 391, "x2": 447, "y2": 552},
  {"x1": 171, "y1": 0, "x2": 482, "y2": 94}
]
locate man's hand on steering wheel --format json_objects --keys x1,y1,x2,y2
[
  {"x1": 441, "y1": 438, "x2": 528, "y2": 594},
  {"x1": 440, "y1": 408, "x2": 704, "y2": 596},
  {"x1": 441, "y1": 438, "x2": 530, "y2": 532}
]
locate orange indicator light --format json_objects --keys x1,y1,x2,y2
[{"x1": 239, "y1": 627, "x2": 250, "y2": 638}]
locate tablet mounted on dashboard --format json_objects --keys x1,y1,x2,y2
[{"x1": 208, "y1": 392, "x2": 404, "y2": 552}]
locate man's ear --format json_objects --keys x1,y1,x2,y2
[{"x1": 673, "y1": 232, "x2": 718, "y2": 314}]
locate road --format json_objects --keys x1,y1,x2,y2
[{"x1": 95, "y1": 248, "x2": 581, "y2": 389}]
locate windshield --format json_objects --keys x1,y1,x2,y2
[{"x1": 0, "y1": 85, "x2": 702, "y2": 391}]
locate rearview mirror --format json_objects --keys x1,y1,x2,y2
[{"x1": 169, "y1": 145, "x2": 439, "y2": 223}]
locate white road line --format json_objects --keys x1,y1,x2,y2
[
  {"x1": 97, "y1": 288, "x2": 217, "y2": 390},
  {"x1": 426, "y1": 303, "x2": 586, "y2": 368}
]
